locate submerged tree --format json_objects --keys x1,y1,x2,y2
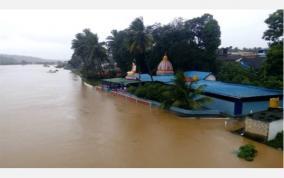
[{"x1": 161, "y1": 71, "x2": 211, "y2": 109}]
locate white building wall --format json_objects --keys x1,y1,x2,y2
[{"x1": 268, "y1": 119, "x2": 283, "y2": 141}]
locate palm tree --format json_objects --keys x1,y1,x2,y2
[
  {"x1": 71, "y1": 29, "x2": 107, "y2": 78},
  {"x1": 127, "y1": 17, "x2": 153, "y2": 80},
  {"x1": 161, "y1": 71, "x2": 211, "y2": 109}
]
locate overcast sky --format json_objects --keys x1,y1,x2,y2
[{"x1": 0, "y1": 9, "x2": 276, "y2": 60}]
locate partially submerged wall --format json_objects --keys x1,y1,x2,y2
[
  {"x1": 245, "y1": 118, "x2": 269, "y2": 139},
  {"x1": 268, "y1": 119, "x2": 283, "y2": 141}
]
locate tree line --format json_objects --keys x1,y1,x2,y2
[
  {"x1": 69, "y1": 10, "x2": 283, "y2": 89},
  {"x1": 69, "y1": 13, "x2": 221, "y2": 79}
]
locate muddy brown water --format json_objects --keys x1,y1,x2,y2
[{"x1": 0, "y1": 65, "x2": 282, "y2": 168}]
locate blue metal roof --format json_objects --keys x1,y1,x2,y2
[
  {"x1": 184, "y1": 71, "x2": 211, "y2": 80},
  {"x1": 138, "y1": 74, "x2": 175, "y2": 84},
  {"x1": 138, "y1": 74, "x2": 152, "y2": 81},
  {"x1": 136, "y1": 72, "x2": 283, "y2": 99},
  {"x1": 191, "y1": 80, "x2": 283, "y2": 99}
]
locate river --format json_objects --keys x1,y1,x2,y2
[{"x1": 0, "y1": 65, "x2": 282, "y2": 168}]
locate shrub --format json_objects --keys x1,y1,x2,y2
[
  {"x1": 266, "y1": 131, "x2": 283, "y2": 150},
  {"x1": 237, "y1": 144, "x2": 257, "y2": 161},
  {"x1": 145, "y1": 83, "x2": 171, "y2": 102},
  {"x1": 128, "y1": 83, "x2": 172, "y2": 102},
  {"x1": 127, "y1": 86, "x2": 137, "y2": 94},
  {"x1": 134, "y1": 86, "x2": 147, "y2": 98},
  {"x1": 161, "y1": 71, "x2": 210, "y2": 110}
]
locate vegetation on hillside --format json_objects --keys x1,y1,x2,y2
[{"x1": 0, "y1": 54, "x2": 58, "y2": 65}]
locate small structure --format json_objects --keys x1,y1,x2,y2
[
  {"x1": 245, "y1": 108, "x2": 283, "y2": 141},
  {"x1": 156, "y1": 54, "x2": 174, "y2": 75},
  {"x1": 125, "y1": 62, "x2": 138, "y2": 80},
  {"x1": 191, "y1": 80, "x2": 283, "y2": 116},
  {"x1": 101, "y1": 78, "x2": 140, "y2": 90}
]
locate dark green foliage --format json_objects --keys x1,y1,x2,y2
[
  {"x1": 71, "y1": 29, "x2": 108, "y2": 79},
  {"x1": 127, "y1": 86, "x2": 137, "y2": 94},
  {"x1": 216, "y1": 61, "x2": 283, "y2": 89},
  {"x1": 262, "y1": 9, "x2": 283, "y2": 86},
  {"x1": 68, "y1": 54, "x2": 82, "y2": 68},
  {"x1": 217, "y1": 62, "x2": 257, "y2": 84},
  {"x1": 263, "y1": 10, "x2": 283, "y2": 43},
  {"x1": 145, "y1": 14, "x2": 221, "y2": 73},
  {"x1": 161, "y1": 71, "x2": 211, "y2": 109},
  {"x1": 107, "y1": 14, "x2": 221, "y2": 75},
  {"x1": 107, "y1": 30, "x2": 132, "y2": 75},
  {"x1": 128, "y1": 83, "x2": 172, "y2": 102},
  {"x1": 266, "y1": 131, "x2": 283, "y2": 150},
  {"x1": 134, "y1": 86, "x2": 147, "y2": 98},
  {"x1": 70, "y1": 14, "x2": 221, "y2": 78},
  {"x1": 127, "y1": 17, "x2": 153, "y2": 74},
  {"x1": 263, "y1": 42, "x2": 283, "y2": 80},
  {"x1": 127, "y1": 72, "x2": 210, "y2": 110},
  {"x1": 237, "y1": 144, "x2": 257, "y2": 161}
]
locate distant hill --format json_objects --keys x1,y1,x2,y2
[{"x1": 0, "y1": 54, "x2": 60, "y2": 65}]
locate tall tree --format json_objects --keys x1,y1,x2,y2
[
  {"x1": 146, "y1": 14, "x2": 221, "y2": 73},
  {"x1": 127, "y1": 17, "x2": 153, "y2": 74},
  {"x1": 262, "y1": 9, "x2": 283, "y2": 80},
  {"x1": 107, "y1": 30, "x2": 132, "y2": 75},
  {"x1": 71, "y1": 29, "x2": 107, "y2": 78},
  {"x1": 263, "y1": 10, "x2": 283, "y2": 43}
]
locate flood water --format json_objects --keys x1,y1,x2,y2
[{"x1": 0, "y1": 65, "x2": 282, "y2": 168}]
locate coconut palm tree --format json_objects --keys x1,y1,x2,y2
[
  {"x1": 106, "y1": 30, "x2": 133, "y2": 75},
  {"x1": 71, "y1": 29, "x2": 107, "y2": 78},
  {"x1": 161, "y1": 71, "x2": 211, "y2": 109},
  {"x1": 127, "y1": 17, "x2": 153, "y2": 80}
]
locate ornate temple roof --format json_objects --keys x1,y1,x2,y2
[{"x1": 156, "y1": 54, "x2": 174, "y2": 75}]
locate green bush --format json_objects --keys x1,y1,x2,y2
[
  {"x1": 267, "y1": 131, "x2": 283, "y2": 150},
  {"x1": 128, "y1": 83, "x2": 172, "y2": 102},
  {"x1": 127, "y1": 72, "x2": 211, "y2": 110},
  {"x1": 237, "y1": 144, "x2": 257, "y2": 161},
  {"x1": 127, "y1": 86, "x2": 137, "y2": 94},
  {"x1": 134, "y1": 86, "x2": 147, "y2": 98},
  {"x1": 145, "y1": 83, "x2": 171, "y2": 102}
]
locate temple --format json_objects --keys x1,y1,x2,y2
[
  {"x1": 156, "y1": 54, "x2": 174, "y2": 75},
  {"x1": 101, "y1": 53, "x2": 283, "y2": 117}
]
